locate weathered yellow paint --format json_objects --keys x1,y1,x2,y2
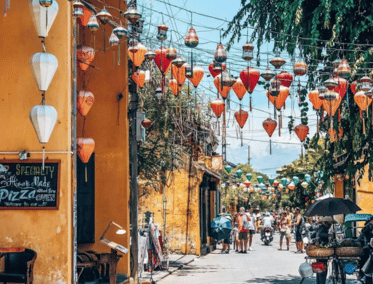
[
  {"x1": 355, "y1": 165, "x2": 373, "y2": 215},
  {"x1": 0, "y1": 2, "x2": 72, "y2": 283},
  {"x1": 77, "y1": 0, "x2": 130, "y2": 273},
  {"x1": 139, "y1": 156, "x2": 212, "y2": 255}
]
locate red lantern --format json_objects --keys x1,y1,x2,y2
[
  {"x1": 293, "y1": 61, "x2": 307, "y2": 76},
  {"x1": 77, "y1": 91, "x2": 94, "y2": 117},
  {"x1": 262, "y1": 118, "x2": 277, "y2": 137},
  {"x1": 171, "y1": 64, "x2": 186, "y2": 87},
  {"x1": 77, "y1": 138, "x2": 95, "y2": 163},
  {"x1": 141, "y1": 118, "x2": 152, "y2": 129},
  {"x1": 333, "y1": 77, "x2": 348, "y2": 99},
  {"x1": 210, "y1": 99, "x2": 225, "y2": 118},
  {"x1": 240, "y1": 67, "x2": 260, "y2": 93},
  {"x1": 132, "y1": 70, "x2": 146, "y2": 88},
  {"x1": 169, "y1": 79, "x2": 182, "y2": 96},
  {"x1": 277, "y1": 71, "x2": 293, "y2": 87},
  {"x1": 154, "y1": 47, "x2": 172, "y2": 74},
  {"x1": 188, "y1": 66, "x2": 204, "y2": 88},
  {"x1": 294, "y1": 124, "x2": 309, "y2": 142},
  {"x1": 234, "y1": 109, "x2": 249, "y2": 128},
  {"x1": 308, "y1": 89, "x2": 323, "y2": 110},
  {"x1": 77, "y1": 46, "x2": 95, "y2": 71},
  {"x1": 128, "y1": 43, "x2": 147, "y2": 67},
  {"x1": 214, "y1": 74, "x2": 231, "y2": 99},
  {"x1": 351, "y1": 80, "x2": 357, "y2": 95},
  {"x1": 232, "y1": 78, "x2": 247, "y2": 100},
  {"x1": 208, "y1": 61, "x2": 226, "y2": 78},
  {"x1": 244, "y1": 181, "x2": 251, "y2": 188},
  {"x1": 273, "y1": 180, "x2": 279, "y2": 187}
]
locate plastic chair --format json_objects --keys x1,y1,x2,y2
[{"x1": 0, "y1": 248, "x2": 37, "y2": 284}]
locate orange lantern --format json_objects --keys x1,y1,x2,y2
[
  {"x1": 188, "y1": 66, "x2": 204, "y2": 88},
  {"x1": 263, "y1": 118, "x2": 277, "y2": 154},
  {"x1": 141, "y1": 118, "x2": 152, "y2": 129},
  {"x1": 294, "y1": 124, "x2": 309, "y2": 142},
  {"x1": 77, "y1": 46, "x2": 95, "y2": 71},
  {"x1": 263, "y1": 196, "x2": 268, "y2": 200},
  {"x1": 285, "y1": 189, "x2": 289, "y2": 193},
  {"x1": 328, "y1": 127, "x2": 343, "y2": 143},
  {"x1": 266, "y1": 86, "x2": 290, "y2": 110},
  {"x1": 354, "y1": 91, "x2": 371, "y2": 134},
  {"x1": 171, "y1": 64, "x2": 186, "y2": 87},
  {"x1": 293, "y1": 61, "x2": 307, "y2": 76},
  {"x1": 244, "y1": 197, "x2": 249, "y2": 203},
  {"x1": 277, "y1": 71, "x2": 293, "y2": 87},
  {"x1": 78, "y1": 6, "x2": 93, "y2": 26},
  {"x1": 210, "y1": 99, "x2": 225, "y2": 118},
  {"x1": 128, "y1": 43, "x2": 147, "y2": 67},
  {"x1": 234, "y1": 109, "x2": 249, "y2": 128},
  {"x1": 308, "y1": 89, "x2": 323, "y2": 110},
  {"x1": 77, "y1": 138, "x2": 95, "y2": 163},
  {"x1": 272, "y1": 194, "x2": 277, "y2": 199},
  {"x1": 333, "y1": 77, "x2": 348, "y2": 100},
  {"x1": 77, "y1": 91, "x2": 94, "y2": 116},
  {"x1": 132, "y1": 70, "x2": 146, "y2": 88},
  {"x1": 169, "y1": 79, "x2": 182, "y2": 96},
  {"x1": 214, "y1": 74, "x2": 231, "y2": 99},
  {"x1": 77, "y1": 138, "x2": 95, "y2": 181},
  {"x1": 232, "y1": 78, "x2": 247, "y2": 100},
  {"x1": 323, "y1": 97, "x2": 342, "y2": 117}
]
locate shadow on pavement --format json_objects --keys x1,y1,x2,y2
[{"x1": 244, "y1": 275, "x2": 312, "y2": 283}]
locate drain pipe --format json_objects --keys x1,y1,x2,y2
[{"x1": 71, "y1": 7, "x2": 78, "y2": 284}]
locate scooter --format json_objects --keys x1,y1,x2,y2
[
  {"x1": 360, "y1": 237, "x2": 373, "y2": 284},
  {"x1": 261, "y1": 226, "x2": 273, "y2": 245}
]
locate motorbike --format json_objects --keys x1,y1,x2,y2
[
  {"x1": 359, "y1": 234, "x2": 373, "y2": 284},
  {"x1": 261, "y1": 226, "x2": 273, "y2": 245}
]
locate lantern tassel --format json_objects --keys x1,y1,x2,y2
[
  {"x1": 241, "y1": 131, "x2": 243, "y2": 147},
  {"x1": 346, "y1": 89, "x2": 349, "y2": 108},
  {"x1": 270, "y1": 138, "x2": 272, "y2": 155},
  {"x1": 113, "y1": 46, "x2": 116, "y2": 66},
  {"x1": 118, "y1": 42, "x2": 120, "y2": 66},
  {"x1": 301, "y1": 143, "x2": 304, "y2": 162},
  {"x1": 250, "y1": 95, "x2": 252, "y2": 112},
  {"x1": 363, "y1": 115, "x2": 366, "y2": 135},
  {"x1": 338, "y1": 109, "x2": 341, "y2": 122},
  {"x1": 85, "y1": 165, "x2": 88, "y2": 182},
  {"x1": 360, "y1": 110, "x2": 362, "y2": 119},
  {"x1": 93, "y1": 33, "x2": 96, "y2": 50},
  {"x1": 321, "y1": 107, "x2": 324, "y2": 122},
  {"x1": 317, "y1": 113, "x2": 319, "y2": 133},
  {"x1": 330, "y1": 103, "x2": 333, "y2": 132},
  {"x1": 103, "y1": 28, "x2": 106, "y2": 53},
  {"x1": 42, "y1": 146, "x2": 45, "y2": 171}
]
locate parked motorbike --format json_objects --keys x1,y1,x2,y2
[
  {"x1": 261, "y1": 226, "x2": 273, "y2": 245},
  {"x1": 358, "y1": 237, "x2": 373, "y2": 284}
]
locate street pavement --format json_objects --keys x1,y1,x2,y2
[{"x1": 158, "y1": 233, "x2": 358, "y2": 284}]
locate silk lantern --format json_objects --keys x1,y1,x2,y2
[
  {"x1": 277, "y1": 71, "x2": 293, "y2": 87},
  {"x1": 30, "y1": 101, "x2": 58, "y2": 144},
  {"x1": 30, "y1": 52, "x2": 58, "y2": 92},
  {"x1": 214, "y1": 74, "x2": 231, "y2": 99},
  {"x1": 261, "y1": 67, "x2": 275, "y2": 82},
  {"x1": 308, "y1": 89, "x2": 323, "y2": 132},
  {"x1": 225, "y1": 165, "x2": 232, "y2": 174},
  {"x1": 262, "y1": 118, "x2": 277, "y2": 154},
  {"x1": 337, "y1": 58, "x2": 351, "y2": 79},
  {"x1": 171, "y1": 64, "x2": 186, "y2": 87},
  {"x1": 328, "y1": 127, "x2": 343, "y2": 143},
  {"x1": 354, "y1": 91, "x2": 371, "y2": 134},
  {"x1": 214, "y1": 43, "x2": 227, "y2": 63},
  {"x1": 77, "y1": 46, "x2": 95, "y2": 71},
  {"x1": 293, "y1": 61, "x2": 307, "y2": 76},
  {"x1": 128, "y1": 43, "x2": 147, "y2": 67},
  {"x1": 304, "y1": 174, "x2": 311, "y2": 183},
  {"x1": 77, "y1": 91, "x2": 94, "y2": 116},
  {"x1": 211, "y1": 99, "x2": 225, "y2": 118},
  {"x1": 29, "y1": 0, "x2": 59, "y2": 38},
  {"x1": 232, "y1": 78, "x2": 246, "y2": 101},
  {"x1": 209, "y1": 61, "x2": 226, "y2": 78},
  {"x1": 242, "y1": 42, "x2": 254, "y2": 61},
  {"x1": 39, "y1": 0, "x2": 53, "y2": 7},
  {"x1": 169, "y1": 79, "x2": 182, "y2": 96},
  {"x1": 240, "y1": 67, "x2": 260, "y2": 111},
  {"x1": 269, "y1": 57, "x2": 286, "y2": 69},
  {"x1": 188, "y1": 66, "x2": 204, "y2": 88},
  {"x1": 293, "y1": 176, "x2": 299, "y2": 185},
  {"x1": 77, "y1": 138, "x2": 95, "y2": 181},
  {"x1": 185, "y1": 25, "x2": 199, "y2": 48},
  {"x1": 132, "y1": 70, "x2": 146, "y2": 88},
  {"x1": 244, "y1": 180, "x2": 251, "y2": 188},
  {"x1": 246, "y1": 173, "x2": 252, "y2": 181},
  {"x1": 236, "y1": 169, "x2": 243, "y2": 178},
  {"x1": 141, "y1": 118, "x2": 152, "y2": 129},
  {"x1": 124, "y1": 5, "x2": 141, "y2": 25},
  {"x1": 294, "y1": 124, "x2": 309, "y2": 142},
  {"x1": 234, "y1": 109, "x2": 248, "y2": 128}
]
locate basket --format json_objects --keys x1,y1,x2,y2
[
  {"x1": 306, "y1": 246, "x2": 335, "y2": 257},
  {"x1": 335, "y1": 246, "x2": 363, "y2": 257}
]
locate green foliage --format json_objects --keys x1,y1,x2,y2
[{"x1": 225, "y1": 0, "x2": 373, "y2": 185}]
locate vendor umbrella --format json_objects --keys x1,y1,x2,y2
[
  {"x1": 210, "y1": 216, "x2": 232, "y2": 241},
  {"x1": 304, "y1": 197, "x2": 361, "y2": 217}
]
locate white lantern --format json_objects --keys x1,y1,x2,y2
[
  {"x1": 30, "y1": 52, "x2": 58, "y2": 92},
  {"x1": 30, "y1": 101, "x2": 58, "y2": 143},
  {"x1": 29, "y1": 0, "x2": 59, "y2": 38}
]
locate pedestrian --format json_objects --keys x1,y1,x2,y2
[
  {"x1": 278, "y1": 211, "x2": 291, "y2": 250},
  {"x1": 220, "y1": 208, "x2": 231, "y2": 254},
  {"x1": 231, "y1": 222, "x2": 239, "y2": 252},
  {"x1": 236, "y1": 207, "x2": 249, "y2": 253},
  {"x1": 246, "y1": 208, "x2": 256, "y2": 251},
  {"x1": 285, "y1": 206, "x2": 293, "y2": 243},
  {"x1": 255, "y1": 207, "x2": 261, "y2": 233},
  {"x1": 293, "y1": 207, "x2": 304, "y2": 253}
]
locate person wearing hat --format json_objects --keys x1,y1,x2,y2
[{"x1": 311, "y1": 216, "x2": 334, "y2": 284}]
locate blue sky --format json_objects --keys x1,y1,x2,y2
[{"x1": 138, "y1": 0, "x2": 318, "y2": 177}]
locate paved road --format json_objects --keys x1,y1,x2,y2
[{"x1": 159, "y1": 233, "x2": 357, "y2": 284}]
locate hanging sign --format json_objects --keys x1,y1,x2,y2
[
  {"x1": 211, "y1": 155, "x2": 223, "y2": 171},
  {"x1": 0, "y1": 160, "x2": 60, "y2": 210}
]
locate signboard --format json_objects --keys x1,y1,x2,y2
[
  {"x1": 0, "y1": 160, "x2": 60, "y2": 210},
  {"x1": 211, "y1": 155, "x2": 223, "y2": 171}
]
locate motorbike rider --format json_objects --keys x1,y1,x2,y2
[
  {"x1": 310, "y1": 216, "x2": 334, "y2": 284},
  {"x1": 356, "y1": 216, "x2": 373, "y2": 283},
  {"x1": 261, "y1": 212, "x2": 274, "y2": 238}
]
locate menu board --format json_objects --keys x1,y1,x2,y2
[{"x1": 0, "y1": 160, "x2": 60, "y2": 210}]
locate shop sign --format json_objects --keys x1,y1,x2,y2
[
  {"x1": 211, "y1": 155, "x2": 223, "y2": 171},
  {"x1": 0, "y1": 160, "x2": 60, "y2": 209}
]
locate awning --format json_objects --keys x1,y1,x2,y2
[{"x1": 193, "y1": 162, "x2": 222, "y2": 180}]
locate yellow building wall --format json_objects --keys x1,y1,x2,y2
[
  {"x1": 334, "y1": 177, "x2": 344, "y2": 198},
  {"x1": 76, "y1": 0, "x2": 130, "y2": 274},
  {"x1": 139, "y1": 162, "x2": 204, "y2": 255},
  {"x1": 0, "y1": 2, "x2": 72, "y2": 283},
  {"x1": 355, "y1": 165, "x2": 373, "y2": 215}
]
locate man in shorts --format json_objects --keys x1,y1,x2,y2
[
  {"x1": 236, "y1": 207, "x2": 249, "y2": 253},
  {"x1": 246, "y1": 208, "x2": 256, "y2": 251}
]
